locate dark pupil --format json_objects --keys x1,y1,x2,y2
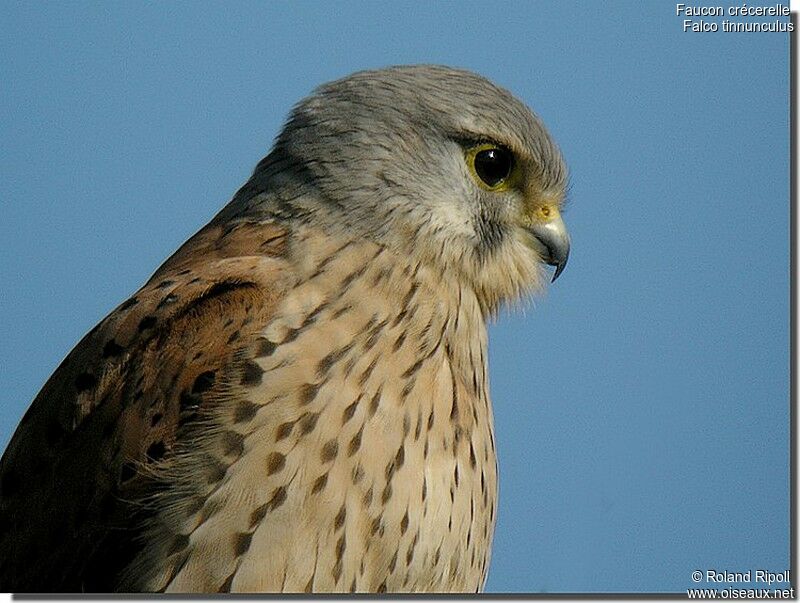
[{"x1": 474, "y1": 148, "x2": 512, "y2": 187}]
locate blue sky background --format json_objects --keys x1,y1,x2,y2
[{"x1": 0, "y1": 1, "x2": 790, "y2": 594}]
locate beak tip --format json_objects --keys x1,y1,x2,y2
[{"x1": 550, "y1": 253, "x2": 568, "y2": 283}]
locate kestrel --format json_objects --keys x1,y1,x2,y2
[{"x1": 0, "y1": 65, "x2": 569, "y2": 593}]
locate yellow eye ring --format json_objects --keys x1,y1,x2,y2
[{"x1": 466, "y1": 143, "x2": 517, "y2": 191}]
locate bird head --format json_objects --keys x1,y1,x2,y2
[{"x1": 236, "y1": 65, "x2": 569, "y2": 315}]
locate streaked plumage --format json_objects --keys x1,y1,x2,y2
[{"x1": 0, "y1": 65, "x2": 569, "y2": 593}]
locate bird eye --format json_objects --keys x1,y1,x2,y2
[{"x1": 467, "y1": 144, "x2": 515, "y2": 190}]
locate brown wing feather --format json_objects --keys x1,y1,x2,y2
[{"x1": 0, "y1": 220, "x2": 289, "y2": 592}]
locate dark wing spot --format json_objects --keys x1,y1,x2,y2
[
  {"x1": 204, "y1": 460, "x2": 227, "y2": 485},
  {"x1": 138, "y1": 315, "x2": 157, "y2": 332},
  {"x1": 205, "y1": 281, "x2": 248, "y2": 300},
  {"x1": 340, "y1": 265, "x2": 368, "y2": 289},
  {"x1": 381, "y1": 483, "x2": 393, "y2": 504},
  {"x1": 275, "y1": 421, "x2": 294, "y2": 441},
  {"x1": 335, "y1": 533, "x2": 346, "y2": 560},
  {"x1": 331, "y1": 304, "x2": 352, "y2": 319},
  {"x1": 450, "y1": 382, "x2": 460, "y2": 421},
  {"x1": 255, "y1": 338, "x2": 277, "y2": 358},
  {"x1": 146, "y1": 441, "x2": 166, "y2": 462},
  {"x1": 184, "y1": 495, "x2": 205, "y2": 517},
  {"x1": 368, "y1": 390, "x2": 381, "y2": 417},
  {"x1": 233, "y1": 532, "x2": 253, "y2": 556},
  {"x1": 249, "y1": 506, "x2": 267, "y2": 528},
  {"x1": 299, "y1": 383, "x2": 321, "y2": 405},
  {"x1": 240, "y1": 360, "x2": 264, "y2": 386},
  {"x1": 75, "y1": 372, "x2": 97, "y2": 393},
  {"x1": 401, "y1": 358, "x2": 425, "y2": 379},
  {"x1": 299, "y1": 412, "x2": 320, "y2": 435},
  {"x1": 311, "y1": 473, "x2": 328, "y2": 494},
  {"x1": 320, "y1": 439, "x2": 338, "y2": 463},
  {"x1": 391, "y1": 309, "x2": 408, "y2": 329},
  {"x1": 317, "y1": 342, "x2": 354, "y2": 379},
  {"x1": 401, "y1": 282, "x2": 419, "y2": 308},
  {"x1": 266, "y1": 452, "x2": 286, "y2": 475},
  {"x1": 218, "y1": 572, "x2": 235, "y2": 593},
  {"x1": 168, "y1": 533, "x2": 190, "y2": 556},
  {"x1": 234, "y1": 400, "x2": 259, "y2": 424},
  {"x1": 192, "y1": 371, "x2": 216, "y2": 394},
  {"x1": 395, "y1": 445, "x2": 405, "y2": 469},
  {"x1": 102, "y1": 339, "x2": 124, "y2": 358},
  {"x1": 118, "y1": 297, "x2": 139, "y2": 311},
  {"x1": 222, "y1": 431, "x2": 245, "y2": 457},
  {"x1": 282, "y1": 328, "x2": 301, "y2": 344},
  {"x1": 406, "y1": 534, "x2": 418, "y2": 566},
  {"x1": 347, "y1": 426, "x2": 364, "y2": 457},
  {"x1": 179, "y1": 390, "x2": 201, "y2": 414},
  {"x1": 358, "y1": 357, "x2": 379, "y2": 386},
  {"x1": 334, "y1": 505, "x2": 346, "y2": 531},
  {"x1": 250, "y1": 485, "x2": 288, "y2": 526},
  {"x1": 363, "y1": 318, "x2": 389, "y2": 351},
  {"x1": 269, "y1": 485, "x2": 288, "y2": 509},
  {"x1": 362, "y1": 486, "x2": 374, "y2": 507},
  {"x1": 392, "y1": 331, "x2": 407, "y2": 352},
  {"x1": 342, "y1": 397, "x2": 360, "y2": 424}
]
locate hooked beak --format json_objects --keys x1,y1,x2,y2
[{"x1": 528, "y1": 213, "x2": 570, "y2": 282}]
